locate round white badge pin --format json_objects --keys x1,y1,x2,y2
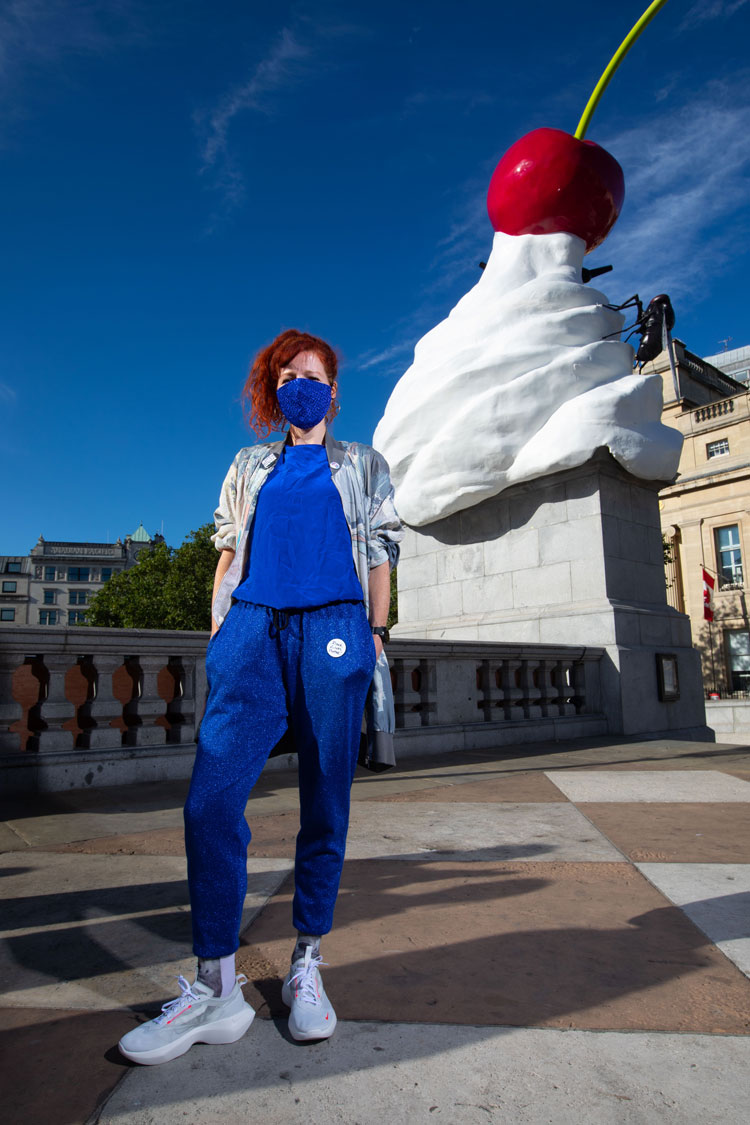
[{"x1": 326, "y1": 638, "x2": 346, "y2": 658}]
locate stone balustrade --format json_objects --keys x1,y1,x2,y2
[
  {"x1": 0, "y1": 626, "x2": 607, "y2": 793},
  {"x1": 694, "y1": 399, "x2": 734, "y2": 423}
]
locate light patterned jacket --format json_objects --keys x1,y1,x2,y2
[{"x1": 211, "y1": 429, "x2": 404, "y2": 771}]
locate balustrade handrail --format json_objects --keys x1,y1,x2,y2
[
  {"x1": 0, "y1": 624, "x2": 212, "y2": 655},
  {"x1": 1, "y1": 626, "x2": 607, "y2": 763}
]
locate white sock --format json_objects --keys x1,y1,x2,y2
[
  {"x1": 293, "y1": 933, "x2": 321, "y2": 963},
  {"x1": 219, "y1": 953, "x2": 236, "y2": 996},
  {"x1": 197, "y1": 953, "x2": 236, "y2": 997}
]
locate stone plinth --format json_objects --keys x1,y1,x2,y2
[{"x1": 394, "y1": 450, "x2": 710, "y2": 739}]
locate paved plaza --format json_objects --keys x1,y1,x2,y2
[{"x1": 1, "y1": 736, "x2": 749, "y2": 1123}]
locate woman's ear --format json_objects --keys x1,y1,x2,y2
[{"x1": 330, "y1": 382, "x2": 337, "y2": 400}]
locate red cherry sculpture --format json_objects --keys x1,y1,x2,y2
[{"x1": 487, "y1": 127, "x2": 625, "y2": 253}]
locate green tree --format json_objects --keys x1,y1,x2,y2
[
  {"x1": 85, "y1": 525, "x2": 216, "y2": 631},
  {"x1": 387, "y1": 566, "x2": 398, "y2": 630},
  {"x1": 163, "y1": 524, "x2": 217, "y2": 631}
]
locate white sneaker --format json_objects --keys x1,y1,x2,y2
[
  {"x1": 281, "y1": 948, "x2": 337, "y2": 1041},
  {"x1": 118, "y1": 974, "x2": 255, "y2": 1065}
]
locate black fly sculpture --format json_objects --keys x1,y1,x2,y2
[
  {"x1": 477, "y1": 256, "x2": 680, "y2": 394},
  {"x1": 605, "y1": 291, "x2": 680, "y2": 397},
  {"x1": 605, "y1": 293, "x2": 675, "y2": 366}
]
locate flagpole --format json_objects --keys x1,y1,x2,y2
[
  {"x1": 709, "y1": 617, "x2": 717, "y2": 695},
  {"x1": 702, "y1": 564, "x2": 718, "y2": 696}
]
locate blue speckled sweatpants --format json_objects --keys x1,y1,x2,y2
[{"x1": 184, "y1": 599, "x2": 376, "y2": 958}]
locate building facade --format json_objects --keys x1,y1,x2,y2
[
  {"x1": 1, "y1": 556, "x2": 33, "y2": 626},
  {"x1": 648, "y1": 341, "x2": 750, "y2": 695},
  {"x1": 0, "y1": 525, "x2": 163, "y2": 628}
]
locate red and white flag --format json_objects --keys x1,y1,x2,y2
[{"x1": 703, "y1": 568, "x2": 715, "y2": 622}]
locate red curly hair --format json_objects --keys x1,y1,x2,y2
[{"x1": 242, "y1": 329, "x2": 340, "y2": 439}]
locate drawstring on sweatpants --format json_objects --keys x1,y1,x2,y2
[{"x1": 268, "y1": 608, "x2": 290, "y2": 638}]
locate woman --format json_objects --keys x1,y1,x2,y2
[{"x1": 119, "y1": 329, "x2": 403, "y2": 1064}]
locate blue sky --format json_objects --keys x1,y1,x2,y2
[{"x1": 2, "y1": 0, "x2": 749, "y2": 555}]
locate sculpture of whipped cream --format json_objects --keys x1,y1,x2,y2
[
  {"x1": 373, "y1": 227, "x2": 682, "y2": 527},
  {"x1": 376, "y1": 0, "x2": 683, "y2": 529}
]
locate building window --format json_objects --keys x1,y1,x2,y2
[
  {"x1": 2, "y1": 581, "x2": 17, "y2": 593},
  {"x1": 707, "y1": 438, "x2": 729, "y2": 459},
  {"x1": 69, "y1": 590, "x2": 88, "y2": 605},
  {"x1": 68, "y1": 610, "x2": 87, "y2": 624},
  {"x1": 1, "y1": 608, "x2": 15, "y2": 621},
  {"x1": 68, "y1": 567, "x2": 90, "y2": 582},
  {"x1": 716, "y1": 524, "x2": 743, "y2": 589},
  {"x1": 43, "y1": 589, "x2": 56, "y2": 605},
  {"x1": 726, "y1": 631, "x2": 750, "y2": 693},
  {"x1": 44, "y1": 566, "x2": 56, "y2": 581},
  {"x1": 101, "y1": 567, "x2": 113, "y2": 582},
  {"x1": 6, "y1": 561, "x2": 21, "y2": 573},
  {"x1": 39, "y1": 610, "x2": 58, "y2": 625}
]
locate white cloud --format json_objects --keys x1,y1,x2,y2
[
  {"x1": 679, "y1": 0, "x2": 750, "y2": 31},
  {"x1": 196, "y1": 28, "x2": 309, "y2": 177},
  {"x1": 0, "y1": 381, "x2": 17, "y2": 403},
  {"x1": 357, "y1": 339, "x2": 417, "y2": 373},
  {"x1": 594, "y1": 79, "x2": 750, "y2": 305},
  {"x1": 194, "y1": 19, "x2": 366, "y2": 222},
  {"x1": 403, "y1": 77, "x2": 750, "y2": 322},
  {"x1": 0, "y1": 0, "x2": 147, "y2": 142},
  {"x1": 0, "y1": 0, "x2": 144, "y2": 82}
]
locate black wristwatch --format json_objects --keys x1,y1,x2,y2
[{"x1": 371, "y1": 626, "x2": 390, "y2": 644}]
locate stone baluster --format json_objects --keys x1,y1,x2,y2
[
  {"x1": 492, "y1": 657, "x2": 510, "y2": 720},
  {"x1": 500, "y1": 659, "x2": 525, "y2": 720},
  {"x1": 0, "y1": 651, "x2": 25, "y2": 753},
  {"x1": 537, "y1": 659, "x2": 558, "y2": 717},
  {"x1": 475, "y1": 661, "x2": 491, "y2": 721},
  {"x1": 165, "y1": 656, "x2": 197, "y2": 744},
  {"x1": 477, "y1": 662, "x2": 505, "y2": 722},
  {"x1": 76, "y1": 654, "x2": 125, "y2": 749},
  {"x1": 517, "y1": 659, "x2": 542, "y2": 719},
  {"x1": 555, "y1": 659, "x2": 577, "y2": 716},
  {"x1": 27, "y1": 655, "x2": 76, "y2": 752},
  {"x1": 419, "y1": 658, "x2": 437, "y2": 726},
  {"x1": 572, "y1": 660, "x2": 587, "y2": 713},
  {"x1": 392, "y1": 658, "x2": 423, "y2": 729},
  {"x1": 122, "y1": 656, "x2": 168, "y2": 747}
]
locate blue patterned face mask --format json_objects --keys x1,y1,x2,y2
[{"x1": 277, "y1": 378, "x2": 332, "y2": 429}]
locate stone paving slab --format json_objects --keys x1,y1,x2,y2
[
  {"x1": 239, "y1": 860, "x2": 750, "y2": 1033},
  {"x1": 0, "y1": 852, "x2": 292, "y2": 1010},
  {"x1": 3, "y1": 740, "x2": 750, "y2": 1124},
  {"x1": 370, "y1": 772, "x2": 565, "y2": 803},
  {"x1": 44, "y1": 826, "x2": 189, "y2": 857},
  {"x1": 546, "y1": 770, "x2": 750, "y2": 803},
  {"x1": 636, "y1": 863, "x2": 750, "y2": 978},
  {"x1": 0, "y1": 805, "x2": 187, "y2": 852},
  {"x1": 97, "y1": 1019, "x2": 750, "y2": 1125},
  {"x1": 578, "y1": 803, "x2": 750, "y2": 863},
  {"x1": 1, "y1": 1005, "x2": 131, "y2": 1125},
  {"x1": 343, "y1": 802, "x2": 622, "y2": 862},
  {"x1": 44, "y1": 811, "x2": 302, "y2": 860}
]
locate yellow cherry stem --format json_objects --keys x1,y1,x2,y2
[{"x1": 574, "y1": 0, "x2": 669, "y2": 140}]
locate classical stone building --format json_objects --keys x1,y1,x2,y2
[
  {"x1": 0, "y1": 556, "x2": 33, "y2": 626},
  {"x1": 647, "y1": 341, "x2": 750, "y2": 694},
  {"x1": 0, "y1": 524, "x2": 163, "y2": 628}
]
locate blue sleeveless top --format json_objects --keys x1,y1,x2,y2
[{"x1": 233, "y1": 442, "x2": 364, "y2": 610}]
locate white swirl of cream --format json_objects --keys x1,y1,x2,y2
[{"x1": 373, "y1": 231, "x2": 682, "y2": 527}]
